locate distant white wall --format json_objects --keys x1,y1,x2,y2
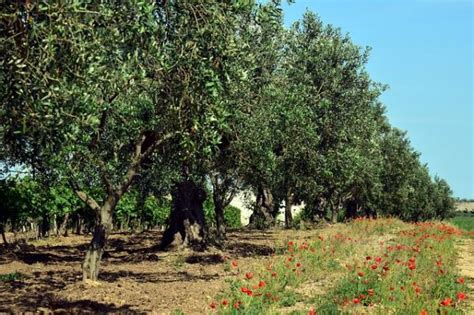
[{"x1": 229, "y1": 191, "x2": 305, "y2": 225}]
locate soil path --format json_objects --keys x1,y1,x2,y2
[{"x1": 456, "y1": 237, "x2": 474, "y2": 312}]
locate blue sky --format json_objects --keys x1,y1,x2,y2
[{"x1": 281, "y1": 0, "x2": 473, "y2": 198}]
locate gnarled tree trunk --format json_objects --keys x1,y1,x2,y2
[
  {"x1": 248, "y1": 184, "x2": 275, "y2": 229},
  {"x1": 160, "y1": 180, "x2": 207, "y2": 250}
]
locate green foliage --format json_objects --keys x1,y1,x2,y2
[
  {"x1": 0, "y1": 0, "x2": 455, "y2": 240},
  {"x1": 224, "y1": 206, "x2": 242, "y2": 228}
]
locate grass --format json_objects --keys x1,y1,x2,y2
[
  {"x1": 0, "y1": 272, "x2": 23, "y2": 282},
  {"x1": 208, "y1": 218, "x2": 471, "y2": 314},
  {"x1": 450, "y1": 215, "x2": 474, "y2": 232}
]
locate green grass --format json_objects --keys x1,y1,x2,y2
[
  {"x1": 210, "y1": 219, "x2": 469, "y2": 314},
  {"x1": 0, "y1": 272, "x2": 23, "y2": 282},
  {"x1": 450, "y1": 215, "x2": 474, "y2": 232}
]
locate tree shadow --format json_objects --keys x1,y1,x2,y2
[
  {"x1": 225, "y1": 242, "x2": 275, "y2": 257},
  {"x1": 0, "y1": 292, "x2": 143, "y2": 314},
  {"x1": 99, "y1": 270, "x2": 219, "y2": 283},
  {"x1": 185, "y1": 254, "x2": 225, "y2": 265}
]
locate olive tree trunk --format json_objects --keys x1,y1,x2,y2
[
  {"x1": 160, "y1": 180, "x2": 207, "y2": 250},
  {"x1": 82, "y1": 196, "x2": 116, "y2": 281},
  {"x1": 0, "y1": 225, "x2": 7, "y2": 245},
  {"x1": 210, "y1": 173, "x2": 237, "y2": 241},
  {"x1": 248, "y1": 184, "x2": 275, "y2": 229},
  {"x1": 284, "y1": 190, "x2": 293, "y2": 229}
]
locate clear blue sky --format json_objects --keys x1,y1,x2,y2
[{"x1": 281, "y1": 0, "x2": 473, "y2": 199}]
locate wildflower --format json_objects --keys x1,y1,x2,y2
[
  {"x1": 353, "y1": 298, "x2": 360, "y2": 304},
  {"x1": 420, "y1": 309, "x2": 428, "y2": 315},
  {"x1": 367, "y1": 289, "x2": 374, "y2": 296},
  {"x1": 233, "y1": 301, "x2": 240, "y2": 309},
  {"x1": 457, "y1": 277, "x2": 464, "y2": 284},
  {"x1": 366, "y1": 256, "x2": 372, "y2": 260},
  {"x1": 358, "y1": 271, "x2": 365, "y2": 277},
  {"x1": 231, "y1": 260, "x2": 238, "y2": 267},
  {"x1": 440, "y1": 297, "x2": 452, "y2": 306},
  {"x1": 457, "y1": 292, "x2": 466, "y2": 301},
  {"x1": 375, "y1": 257, "x2": 382, "y2": 263},
  {"x1": 288, "y1": 241, "x2": 294, "y2": 247},
  {"x1": 245, "y1": 272, "x2": 253, "y2": 280},
  {"x1": 296, "y1": 262, "x2": 302, "y2": 268},
  {"x1": 209, "y1": 302, "x2": 217, "y2": 309},
  {"x1": 271, "y1": 271, "x2": 277, "y2": 277},
  {"x1": 222, "y1": 299, "x2": 229, "y2": 306},
  {"x1": 258, "y1": 280, "x2": 266, "y2": 288},
  {"x1": 436, "y1": 260, "x2": 442, "y2": 267},
  {"x1": 309, "y1": 308, "x2": 317, "y2": 315},
  {"x1": 415, "y1": 287, "x2": 421, "y2": 295},
  {"x1": 370, "y1": 264, "x2": 378, "y2": 270},
  {"x1": 241, "y1": 287, "x2": 249, "y2": 293},
  {"x1": 408, "y1": 262, "x2": 416, "y2": 270}
]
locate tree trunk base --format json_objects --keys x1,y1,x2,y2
[{"x1": 160, "y1": 181, "x2": 207, "y2": 251}]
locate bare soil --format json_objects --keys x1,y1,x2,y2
[
  {"x1": 456, "y1": 237, "x2": 474, "y2": 312},
  {"x1": 0, "y1": 228, "x2": 323, "y2": 314}
]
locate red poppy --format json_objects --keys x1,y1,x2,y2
[
  {"x1": 246, "y1": 289, "x2": 253, "y2": 296},
  {"x1": 457, "y1": 292, "x2": 466, "y2": 301},
  {"x1": 367, "y1": 289, "x2": 374, "y2": 296},
  {"x1": 370, "y1": 264, "x2": 378, "y2": 270},
  {"x1": 420, "y1": 309, "x2": 428, "y2": 315},
  {"x1": 245, "y1": 272, "x2": 253, "y2": 280},
  {"x1": 408, "y1": 263, "x2": 416, "y2": 270},
  {"x1": 222, "y1": 300, "x2": 229, "y2": 306},
  {"x1": 296, "y1": 262, "x2": 302, "y2": 268},
  {"x1": 375, "y1": 257, "x2": 382, "y2": 263},
  {"x1": 308, "y1": 308, "x2": 317, "y2": 315},
  {"x1": 457, "y1": 277, "x2": 464, "y2": 284},
  {"x1": 210, "y1": 302, "x2": 217, "y2": 309},
  {"x1": 358, "y1": 271, "x2": 365, "y2": 277},
  {"x1": 440, "y1": 297, "x2": 452, "y2": 306},
  {"x1": 258, "y1": 280, "x2": 266, "y2": 288},
  {"x1": 233, "y1": 301, "x2": 240, "y2": 309},
  {"x1": 366, "y1": 256, "x2": 372, "y2": 260},
  {"x1": 288, "y1": 241, "x2": 294, "y2": 247},
  {"x1": 271, "y1": 272, "x2": 277, "y2": 277},
  {"x1": 241, "y1": 287, "x2": 249, "y2": 293},
  {"x1": 231, "y1": 260, "x2": 238, "y2": 267},
  {"x1": 436, "y1": 260, "x2": 442, "y2": 267},
  {"x1": 353, "y1": 298, "x2": 360, "y2": 304}
]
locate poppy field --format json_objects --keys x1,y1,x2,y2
[{"x1": 209, "y1": 218, "x2": 473, "y2": 314}]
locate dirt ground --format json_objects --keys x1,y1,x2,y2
[
  {"x1": 0, "y1": 228, "x2": 322, "y2": 314},
  {"x1": 456, "y1": 237, "x2": 474, "y2": 313}
]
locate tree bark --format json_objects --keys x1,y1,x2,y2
[
  {"x1": 248, "y1": 184, "x2": 275, "y2": 229},
  {"x1": 160, "y1": 180, "x2": 207, "y2": 250},
  {"x1": 0, "y1": 225, "x2": 8, "y2": 245},
  {"x1": 75, "y1": 214, "x2": 82, "y2": 235},
  {"x1": 284, "y1": 190, "x2": 293, "y2": 229},
  {"x1": 59, "y1": 213, "x2": 69, "y2": 236},
  {"x1": 82, "y1": 196, "x2": 115, "y2": 281},
  {"x1": 214, "y1": 199, "x2": 226, "y2": 241}
]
